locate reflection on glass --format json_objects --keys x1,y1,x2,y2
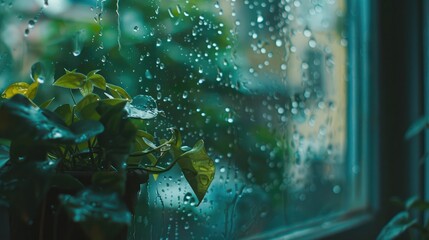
[{"x1": 0, "y1": 0, "x2": 363, "y2": 239}]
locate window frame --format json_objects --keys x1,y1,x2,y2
[
  {"x1": 246, "y1": 0, "x2": 427, "y2": 238},
  {"x1": 243, "y1": 0, "x2": 378, "y2": 238}
]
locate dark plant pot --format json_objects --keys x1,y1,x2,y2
[{"x1": 8, "y1": 169, "x2": 149, "y2": 240}]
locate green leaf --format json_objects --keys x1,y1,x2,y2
[
  {"x1": 39, "y1": 97, "x2": 55, "y2": 109},
  {"x1": 50, "y1": 173, "x2": 84, "y2": 191},
  {"x1": 53, "y1": 72, "x2": 86, "y2": 89},
  {"x1": 75, "y1": 93, "x2": 100, "y2": 113},
  {"x1": 405, "y1": 196, "x2": 429, "y2": 211},
  {"x1": 142, "y1": 137, "x2": 157, "y2": 149},
  {"x1": 0, "y1": 95, "x2": 98, "y2": 147},
  {"x1": 0, "y1": 160, "x2": 57, "y2": 223},
  {"x1": 136, "y1": 130, "x2": 155, "y2": 142},
  {"x1": 99, "y1": 104, "x2": 137, "y2": 167},
  {"x1": 1, "y1": 82, "x2": 32, "y2": 99},
  {"x1": 79, "y1": 102, "x2": 101, "y2": 120},
  {"x1": 79, "y1": 79, "x2": 94, "y2": 96},
  {"x1": 406, "y1": 117, "x2": 429, "y2": 140},
  {"x1": 88, "y1": 74, "x2": 107, "y2": 90},
  {"x1": 69, "y1": 120, "x2": 104, "y2": 142},
  {"x1": 0, "y1": 145, "x2": 9, "y2": 169},
  {"x1": 101, "y1": 98, "x2": 129, "y2": 106},
  {"x1": 69, "y1": 120, "x2": 104, "y2": 143},
  {"x1": 86, "y1": 69, "x2": 100, "y2": 77},
  {"x1": 377, "y1": 211, "x2": 417, "y2": 240},
  {"x1": 59, "y1": 188, "x2": 131, "y2": 240},
  {"x1": 54, "y1": 104, "x2": 73, "y2": 125},
  {"x1": 176, "y1": 140, "x2": 215, "y2": 204},
  {"x1": 64, "y1": 68, "x2": 77, "y2": 74},
  {"x1": 106, "y1": 83, "x2": 131, "y2": 100},
  {"x1": 26, "y1": 82, "x2": 39, "y2": 100}
]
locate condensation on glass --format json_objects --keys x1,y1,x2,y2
[{"x1": 0, "y1": 0, "x2": 364, "y2": 239}]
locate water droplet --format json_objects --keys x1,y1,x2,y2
[
  {"x1": 275, "y1": 39, "x2": 283, "y2": 47},
  {"x1": 101, "y1": 55, "x2": 106, "y2": 62},
  {"x1": 156, "y1": 38, "x2": 162, "y2": 47},
  {"x1": 73, "y1": 30, "x2": 84, "y2": 57},
  {"x1": 294, "y1": 0, "x2": 301, "y2": 7},
  {"x1": 308, "y1": 39, "x2": 317, "y2": 48},
  {"x1": 127, "y1": 95, "x2": 159, "y2": 119},
  {"x1": 43, "y1": 0, "x2": 49, "y2": 7},
  {"x1": 182, "y1": 91, "x2": 188, "y2": 99},
  {"x1": 199, "y1": 175, "x2": 209, "y2": 186},
  {"x1": 176, "y1": 4, "x2": 182, "y2": 14},
  {"x1": 145, "y1": 69, "x2": 153, "y2": 79},
  {"x1": 73, "y1": 50, "x2": 81, "y2": 57},
  {"x1": 30, "y1": 62, "x2": 45, "y2": 83},
  {"x1": 133, "y1": 26, "x2": 139, "y2": 32},
  {"x1": 28, "y1": 19, "x2": 36, "y2": 29},
  {"x1": 184, "y1": 222, "x2": 190, "y2": 230},
  {"x1": 303, "y1": 28, "x2": 312, "y2": 37},
  {"x1": 257, "y1": 15, "x2": 264, "y2": 23},
  {"x1": 167, "y1": 8, "x2": 174, "y2": 18},
  {"x1": 333, "y1": 185, "x2": 341, "y2": 194}
]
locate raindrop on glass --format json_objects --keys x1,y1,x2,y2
[
  {"x1": 332, "y1": 185, "x2": 341, "y2": 194},
  {"x1": 30, "y1": 62, "x2": 45, "y2": 84},
  {"x1": 167, "y1": 8, "x2": 174, "y2": 18},
  {"x1": 73, "y1": 30, "x2": 84, "y2": 57},
  {"x1": 145, "y1": 69, "x2": 153, "y2": 79},
  {"x1": 28, "y1": 19, "x2": 36, "y2": 29}
]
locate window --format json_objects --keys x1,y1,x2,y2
[{"x1": 0, "y1": 0, "x2": 374, "y2": 239}]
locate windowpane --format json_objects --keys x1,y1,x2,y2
[{"x1": 0, "y1": 0, "x2": 364, "y2": 238}]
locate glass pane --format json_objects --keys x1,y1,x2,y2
[{"x1": 0, "y1": 0, "x2": 364, "y2": 238}]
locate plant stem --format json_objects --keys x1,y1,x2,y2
[
  {"x1": 128, "y1": 156, "x2": 181, "y2": 174},
  {"x1": 129, "y1": 139, "x2": 173, "y2": 157},
  {"x1": 69, "y1": 89, "x2": 77, "y2": 105}
]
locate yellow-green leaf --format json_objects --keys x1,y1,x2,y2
[
  {"x1": 1, "y1": 82, "x2": 30, "y2": 99},
  {"x1": 39, "y1": 97, "x2": 55, "y2": 109},
  {"x1": 87, "y1": 69, "x2": 100, "y2": 77},
  {"x1": 88, "y1": 74, "x2": 106, "y2": 90},
  {"x1": 75, "y1": 93, "x2": 99, "y2": 113},
  {"x1": 100, "y1": 98, "x2": 129, "y2": 106},
  {"x1": 26, "y1": 82, "x2": 39, "y2": 100},
  {"x1": 78, "y1": 101, "x2": 100, "y2": 120},
  {"x1": 79, "y1": 80, "x2": 93, "y2": 96},
  {"x1": 53, "y1": 72, "x2": 86, "y2": 89},
  {"x1": 54, "y1": 104, "x2": 73, "y2": 125},
  {"x1": 146, "y1": 153, "x2": 159, "y2": 180},
  {"x1": 177, "y1": 140, "x2": 215, "y2": 204},
  {"x1": 106, "y1": 83, "x2": 131, "y2": 100},
  {"x1": 136, "y1": 130, "x2": 155, "y2": 142}
]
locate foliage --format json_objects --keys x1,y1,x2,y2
[
  {"x1": 377, "y1": 197, "x2": 429, "y2": 240},
  {"x1": 378, "y1": 119, "x2": 429, "y2": 240},
  {"x1": 0, "y1": 69, "x2": 215, "y2": 239}
]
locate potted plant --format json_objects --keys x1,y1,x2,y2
[{"x1": 0, "y1": 67, "x2": 215, "y2": 240}]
